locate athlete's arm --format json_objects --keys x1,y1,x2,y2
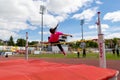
[{"x1": 62, "y1": 34, "x2": 72, "y2": 37}]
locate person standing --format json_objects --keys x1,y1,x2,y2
[
  {"x1": 83, "y1": 48, "x2": 86, "y2": 57},
  {"x1": 115, "y1": 45, "x2": 119, "y2": 57},
  {"x1": 116, "y1": 48, "x2": 119, "y2": 57},
  {"x1": 112, "y1": 48, "x2": 115, "y2": 55}
]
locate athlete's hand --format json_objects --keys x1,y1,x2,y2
[{"x1": 70, "y1": 35, "x2": 72, "y2": 37}]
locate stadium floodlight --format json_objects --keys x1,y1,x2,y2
[
  {"x1": 80, "y1": 19, "x2": 84, "y2": 40},
  {"x1": 39, "y1": 5, "x2": 46, "y2": 51}
]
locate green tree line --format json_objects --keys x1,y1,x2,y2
[
  {"x1": 0, "y1": 36, "x2": 38, "y2": 47},
  {"x1": 0, "y1": 36, "x2": 120, "y2": 49}
]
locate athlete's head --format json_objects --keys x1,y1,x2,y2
[
  {"x1": 49, "y1": 28, "x2": 56, "y2": 34},
  {"x1": 49, "y1": 23, "x2": 58, "y2": 34}
]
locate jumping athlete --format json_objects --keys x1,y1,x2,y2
[{"x1": 48, "y1": 24, "x2": 72, "y2": 56}]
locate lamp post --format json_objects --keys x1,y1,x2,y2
[
  {"x1": 25, "y1": 32, "x2": 28, "y2": 60},
  {"x1": 80, "y1": 19, "x2": 84, "y2": 40},
  {"x1": 80, "y1": 19, "x2": 86, "y2": 57},
  {"x1": 40, "y1": 5, "x2": 45, "y2": 51}
]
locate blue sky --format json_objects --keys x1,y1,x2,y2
[{"x1": 0, "y1": 0, "x2": 120, "y2": 42}]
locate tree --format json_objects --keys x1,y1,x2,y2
[
  {"x1": 68, "y1": 42, "x2": 80, "y2": 49},
  {"x1": 112, "y1": 38, "x2": 118, "y2": 46},
  {"x1": 0, "y1": 42, "x2": 3, "y2": 45},
  {"x1": 29, "y1": 41, "x2": 38, "y2": 46},
  {"x1": 16, "y1": 38, "x2": 26, "y2": 47},
  {"x1": 0, "y1": 39, "x2": 3, "y2": 45},
  {"x1": 8, "y1": 36, "x2": 15, "y2": 46},
  {"x1": 86, "y1": 41, "x2": 98, "y2": 48}
]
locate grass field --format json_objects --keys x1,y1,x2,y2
[{"x1": 14, "y1": 52, "x2": 120, "y2": 60}]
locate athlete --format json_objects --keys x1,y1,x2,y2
[{"x1": 48, "y1": 24, "x2": 72, "y2": 56}]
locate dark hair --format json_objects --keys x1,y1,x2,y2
[
  {"x1": 49, "y1": 28, "x2": 55, "y2": 34},
  {"x1": 49, "y1": 24, "x2": 58, "y2": 34}
]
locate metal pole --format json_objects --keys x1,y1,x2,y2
[
  {"x1": 80, "y1": 19, "x2": 86, "y2": 57},
  {"x1": 41, "y1": 7, "x2": 43, "y2": 51},
  {"x1": 97, "y1": 12, "x2": 102, "y2": 34},
  {"x1": 25, "y1": 32, "x2": 28, "y2": 60},
  {"x1": 81, "y1": 24, "x2": 83, "y2": 40},
  {"x1": 97, "y1": 12, "x2": 106, "y2": 68},
  {"x1": 81, "y1": 19, "x2": 84, "y2": 40},
  {"x1": 40, "y1": 5, "x2": 45, "y2": 51}
]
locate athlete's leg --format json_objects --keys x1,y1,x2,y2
[{"x1": 57, "y1": 44, "x2": 66, "y2": 55}]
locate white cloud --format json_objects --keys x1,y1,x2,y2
[
  {"x1": 71, "y1": 31, "x2": 120, "y2": 41},
  {"x1": 105, "y1": 32, "x2": 120, "y2": 39},
  {"x1": 69, "y1": 25, "x2": 120, "y2": 42},
  {"x1": 0, "y1": 0, "x2": 40, "y2": 40},
  {"x1": 47, "y1": 0, "x2": 93, "y2": 15},
  {"x1": 0, "y1": 0, "x2": 37, "y2": 20},
  {"x1": 68, "y1": 33, "x2": 98, "y2": 41},
  {"x1": 84, "y1": 35, "x2": 98, "y2": 40},
  {"x1": 68, "y1": 30, "x2": 98, "y2": 41},
  {"x1": 103, "y1": 10, "x2": 120, "y2": 22},
  {"x1": 40, "y1": 0, "x2": 94, "y2": 27},
  {"x1": 0, "y1": 0, "x2": 96, "y2": 41},
  {"x1": 68, "y1": 37, "x2": 81, "y2": 42},
  {"x1": 88, "y1": 24, "x2": 109, "y2": 34},
  {"x1": 0, "y1": 20, "x2": 28, "y2": 32},
  {"x1": 89, "y1": 25, "x2": 97, "y2": 29},
  {"x1": 72, "y1": 7, "x2": 98, "y2": 21},
  {"x1": 109, "y1": 26, "x2": 120, "y2": 32},
  {"x1": 0, "y1": 30, "x2": 19, "y2": 40},
  {"x1": 89, "y1": 24, "x2": 109, "y2": 29},
  {"x1": 70, "y1": 29, "x2": 120, "y2": 41},
  {"x1": 95, "y1": 0, "x2": 103, "y2": 4},
  {"x1": 88, "y1": 24, "x2": 120, "y2": 39},
  {"x1": 43, "y1": 14, "x2": 63, "y2": 28},
  {"x1": 38, "y1": 31, "x2": 50, "y2": 35}
]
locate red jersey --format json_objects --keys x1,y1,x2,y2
[{"x1": 49, "y1": 32, "x2": 63, "y2": 42}]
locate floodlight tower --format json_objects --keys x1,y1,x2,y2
[
  {"x1": 80, "y1": 19, "x2": 84, "y2": 40},
  {"x1": 80, "y1": 19, "x2": 86, "y2": 57},
  {"x1": 25, "y1": 32, "x2": 28, "y2": 60},
  {"x1": 40, "y1": 5, "x2": 46, "y2": 51},
  {"x1": 96, "y1": 12, "x2": 106, "y2": 68}
]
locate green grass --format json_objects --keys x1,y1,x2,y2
[
  {"x1": 14, "y1": 52, "x2": 120, "y2": 60},
  {"x1": 106, "y1": 53, "x2": 120, "y2": 60}
]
